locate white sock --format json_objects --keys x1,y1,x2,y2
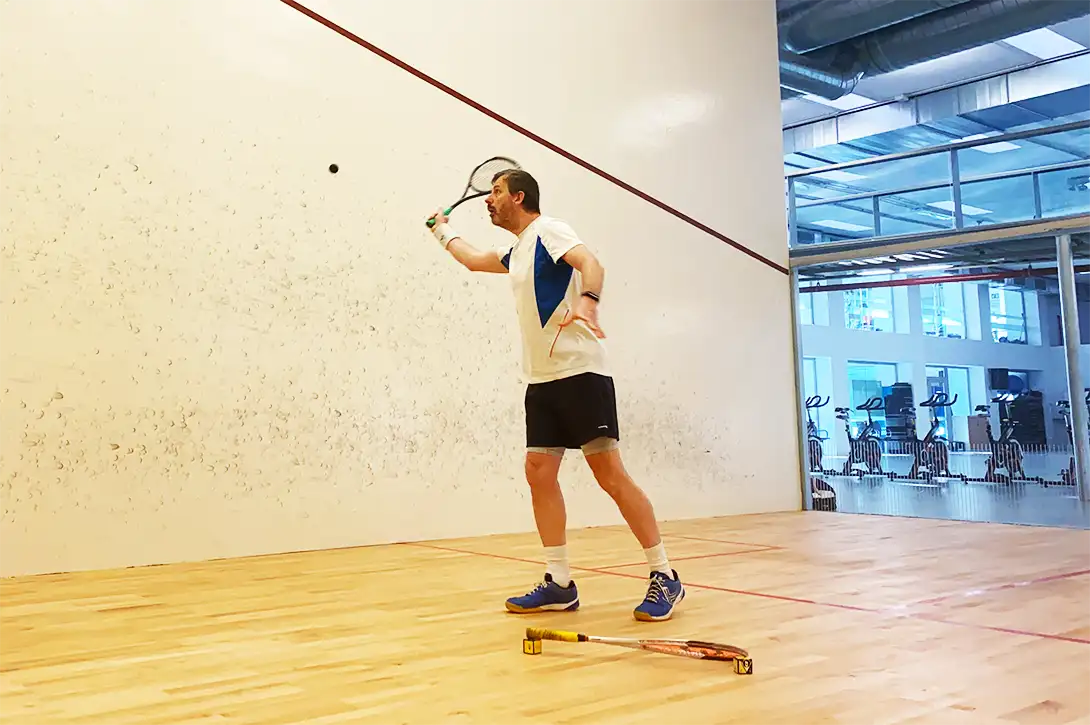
[
  {"x1": 544, "y1": 545, "x2": 571, "y2": 587},
  {"x1": 644, "y1": 542, "x2": 672, "y2": 577}
]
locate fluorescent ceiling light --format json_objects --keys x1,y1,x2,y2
[
  {"x1": 900, "y1": 263, "x2": 954, "y2": 273},
  {"x1": 802, "y1": 93, "x2": 876, "y2": 111},
  {"x1": 958, "y1": 133, "x2": 1020, "y2": 153},
  {"x1": 812, "y1": 169, "x2": 867, "y2": 183},
  {"x1": 929, "y1": 200, "x2": 993, "y2": 216},
  {"x1": 1002, "y1": 28, "x2": 1085, "y2": 59},
  {"x1": 813, "y1": 219, "x2": 871, "y2": 232}
]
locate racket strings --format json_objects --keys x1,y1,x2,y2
[
  {"x1": 470, "y1": 158, "x2": 520, "y2": 192},
  {"x1": 685, "y1": 641, "x2": 748, "y2": 659}
]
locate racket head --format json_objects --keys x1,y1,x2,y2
[
  {"x1": 429, "y1": 156, "x2": 522, "y2": 224},
  {"x1": 627, "y1": 638, "x2": 747, "y2": 661},
  {"x1": 468, "y1": 156, "x2": 521, "y2": 193},
  {"x1": 679, "y1": 640, "x2": 749, "y2": 660}
]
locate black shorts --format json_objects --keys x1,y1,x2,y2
[{"x1": 525, "y1": 372, "x2": 620, "y2": 449}]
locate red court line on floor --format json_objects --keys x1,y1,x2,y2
[
  {"x1": 598, "y1": 547, "x2": 777, "y2": 570},
  {"x1": 403, "y1": 541, "x2": 1090, "y2": 645},
  {"x1": 913, "y1": 568, "x2": 1090, "y2": 606},
  {"x1": 276, "y1": 0, "x2": 788, "y2": 277},
  {"x1": 664, "y1": 533, "x2": 785, "y2": 550},
  {"x1": 404, "y1": 542, "x2": 922, "y2": 614},
  {"x1": 910, "y1": 613, "x2": 1090, "y2": 646}
]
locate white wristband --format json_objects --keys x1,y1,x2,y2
[{"x1": 432, "y1": 223, "x2": 458, "y2": 250}]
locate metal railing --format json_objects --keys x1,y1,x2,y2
[{"x1": 785, "y1": 119, "x2": 1090, "y2": 248}]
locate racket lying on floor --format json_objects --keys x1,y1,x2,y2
[
  {"x1": 426, "y1": 156, "x2": 521, "y2": 228},
  {"x1": 525, "y1": 626, "x2": 750, "y2": 664}
]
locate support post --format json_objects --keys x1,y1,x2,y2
[
  {"x1": 1056, "y1": 233, "x2": 1090, "y2": 501},
  {"x1": 790, "y1": 269, "x2": 813, "y2": 510},
  {"x1": 787, "y1": 178, "x2": 799, "y2": 248},
  {"x1": 949, "y1": 150, "x2": 964, "y2": 230}
]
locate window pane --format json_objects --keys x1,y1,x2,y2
[
  {"x1": 947, "y1": 367, "x2": 971, "y2": 418},
  {"x1": 921, "y1": 282, "x2": 966, "y2": 339},
  {"x1": 877, "y1": 186, "x2": 955, "y2": 237},
  {"x1": 990, "y1": 284, "x2": 1026, "y2": 344},
  {"x1": 959, "y1": 175, "x2": 1036, "y2": 225},
  {"x1": 846, "y1": 362, "x2": 898, "y2": 435},
  {"x1": 798, "y1": 293, "x2": 814, "y2": 325},
  {"x1": 793, "y1": 151, "x2": 951, "y2": 200},
  {"x1": 956, "y1": 130, "x2": 1088, "y2": 178},
  {"x1": 1038, "y1": 163, "x2": 1090, "y2": 218},
  {"x1": 845, "y1": 288, "x2": 894, "y2": 332}
]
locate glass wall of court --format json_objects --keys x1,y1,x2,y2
[
  {"x1": 785, "y1": 118, "x2": 1090, "y2": 528},
  {"x1": 796, "y1": 263, "x2": 1089, "y2": 528}
]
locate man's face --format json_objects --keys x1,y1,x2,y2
[{"x1": 486, "y1": 176, "x2": 519, "y2": 228}]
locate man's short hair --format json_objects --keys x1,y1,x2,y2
[{"x1": 493, "y1": 169, "x2": 540, "y2": 213}]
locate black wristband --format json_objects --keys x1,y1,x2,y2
[{"x1": 582, "y1": 291, "x2": 600, "y2": 302}]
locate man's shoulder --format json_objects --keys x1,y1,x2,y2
[
  {"x1": 536, "y1": 215, "x2": 578, "y2": 235},
  {"x1": 533, "y1": 216, "x2": 583, "y2": 254}
]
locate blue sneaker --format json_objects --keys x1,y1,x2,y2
[
  {"x1": 633, "y1": 569, "x2": 684, "y2": 621},
  {"x1": 505, "y1": 573, "x2": 579, "y2": 613}
]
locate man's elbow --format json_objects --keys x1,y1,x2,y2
[{"x1": 584, "y1": 256, "x2": 604, "y2": 278}]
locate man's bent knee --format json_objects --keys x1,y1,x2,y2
[{"x1": 525, "y1": 449, "x2": 563, "y2": 486}]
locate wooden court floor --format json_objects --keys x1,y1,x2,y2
[{"x1": 2, "y1": 511, "x2": 1089, "y2": 724}]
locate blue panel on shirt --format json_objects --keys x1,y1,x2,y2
[{"x1": 534, "y1": 236, "x2": 572, "y2": 327}]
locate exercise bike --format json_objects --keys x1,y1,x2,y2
[
  {"x1": 895, "y1": 392, "x2": 964, "y2": 483},
  {"x1": 838, "y1": 397, "x2": 885, "y2": 477},
  {"x1": 803, "y1": 395, "x2": 837, "y2": 510},
  {"x1": 966, "y1": 395, "x2": 1039, "y2": 484},
  {"x1": 804, "y1": 395, "x2": 830, "y2": 474},
  {"x1": 1056, "y1": 388, "x2": 1089, "y2": 487}
]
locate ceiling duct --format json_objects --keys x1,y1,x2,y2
[
  {"x1": 779, "y1": 49, "x2": 864, "y2": 98},
  {"x1": 779, "y1": 0, "x2": 1090, "y2": 100},
  {"x1": 778, "y1": 0, "x2": 973, "y2": 54}
]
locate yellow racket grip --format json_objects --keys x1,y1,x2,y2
[{"x1": 525, "y1": 627, "x2": 582, "y2": 642}]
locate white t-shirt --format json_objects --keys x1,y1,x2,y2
[{"x1": 499, "y1": 215, "x2": 609, "y2": 384}]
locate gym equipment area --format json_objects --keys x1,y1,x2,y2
[{"x1": 803, "y1": 381, "x2": 1090, "y2": 525}]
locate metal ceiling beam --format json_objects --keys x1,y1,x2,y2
[
  {"x1": 783, "y1": 53, "x2": 1090, "y2": 154},
  {"x1": 798, "y1": 264, "x2": 1090, "y2": 293},
  {"x1": 789, "y1": 213, "x2": 1090, "y2": 268},
  {"x1": 787, "y1": 111, "x2": 1089, "y2": 174}
]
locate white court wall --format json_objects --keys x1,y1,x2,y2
[{"x1": 0, "y1": 0, "x2": 797, "y2": 576}]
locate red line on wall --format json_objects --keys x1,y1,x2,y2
[
  {"x1": 277, "y1": 0, "x2": 789, "y2": 276},
  {"x1": 800, "y1": 265, "x2": 1090, "y2": 294}
]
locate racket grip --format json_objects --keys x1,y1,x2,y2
[
  {"x1": 526, "y1": 627, "x2": 582, "y2": 642},
  {"x1": 425, "y1": 206, "x2": 454, "y2": 228}
]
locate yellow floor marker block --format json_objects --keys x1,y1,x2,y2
[{"x1": 523, "y1": 638, "x2": 542, "y2": 655}]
